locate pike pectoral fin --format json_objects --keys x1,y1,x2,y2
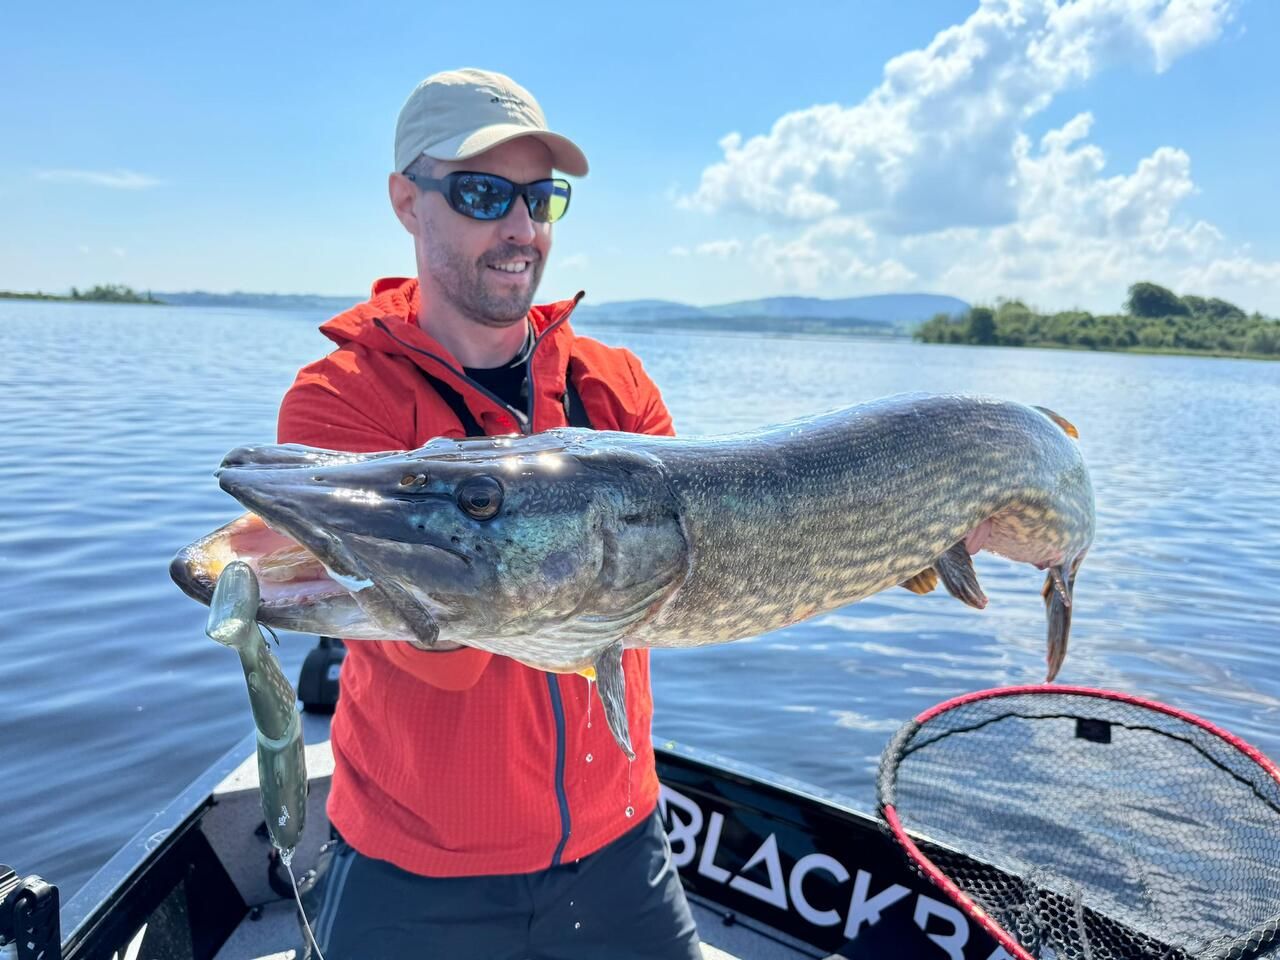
[
  {"x1": 935, "y1": 541, "x2": 988, "y2": 610},
  {"x1": 594, "y1": 641, "x2": 634, "y2": 761},
  {"x1": 1043, "y1": 558, "x2": 1079, "y2": 682},
  {"x1": 899, "y1": 569, "x2": 938, "y2": 595},
  {"x1": 371, "y1": 580, "x2": 440, "y2": 647}
]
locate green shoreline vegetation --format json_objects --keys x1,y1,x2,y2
[
  {"x1": 0, "y1": 284, "x2": 162, "y2": 304},
  {"x1": 916, "y1": 282, "x2": 1280, "y2": 359}
]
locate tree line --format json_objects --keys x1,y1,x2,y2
[
  {"x1": 915, "y1": 282, "x2": 1279, "y2": 358},
  {"x1": 0, "y1": 284, "x2": 162, "y2": 303},
  {"x1": 69, "y1": 284, "x2": 161, "y2": 303}
]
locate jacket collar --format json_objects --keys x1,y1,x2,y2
[{"x1": 320, "y1": 277, "x2": 585, "y2": 432}]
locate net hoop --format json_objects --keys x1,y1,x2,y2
[{"x1": 877, "y1": 684, "x2": 1280, "y2": 960}]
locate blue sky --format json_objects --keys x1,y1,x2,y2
[{"x1": 3, "y1": 0, "x2": 1278, "y2": 314}]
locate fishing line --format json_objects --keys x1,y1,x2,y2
[{"x1": 282, "y1": 849, "x2": 326, "y2": 960}]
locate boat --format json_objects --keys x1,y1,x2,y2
[{"x1": 7, "y1": 638, "x2": 1158, "y2": 960}]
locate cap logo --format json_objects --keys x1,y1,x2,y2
[{"x1": 490, "y1": 95, "x2": 524, "y2": 107}]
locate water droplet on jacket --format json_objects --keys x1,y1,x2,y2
[
  {"x1": 625, "y1": 805, "x2": 634, "y2": 818},
  {"x1": 574, "y1": 921, "x2": 581, "y2": 930},
  {"x1": 585, "y1": 753, "x2": 593, "y2": 763}
]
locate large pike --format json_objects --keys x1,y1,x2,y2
[{"x1": 172, "y1": 393, "x2": 1095, "y2": 758}]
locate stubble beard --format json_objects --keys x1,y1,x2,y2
[{"x1": 426, "y1": 235, "x2": 545, "y2": 329}]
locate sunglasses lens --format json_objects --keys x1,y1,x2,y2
[
  {"x1": 526, "y1": 180, "x2": 571, "y2": 223},
  {"x1": 452, "y1": 174, "x2": 515, "y2": 220}
]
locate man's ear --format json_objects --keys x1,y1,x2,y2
[{"x1": 389, "y1": 172, "x2": 420, "y2": 234}]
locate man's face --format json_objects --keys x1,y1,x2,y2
[{"x1": 405, "y1": 137, "x2": 555, "y2": 328}]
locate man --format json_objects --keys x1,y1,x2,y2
[{"x1": 280, "y1": 68, "x2": 702, "y2": 959}]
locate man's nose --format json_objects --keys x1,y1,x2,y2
[{"x1": 502, "y1": 197, "x2": 538, "y2": 245}]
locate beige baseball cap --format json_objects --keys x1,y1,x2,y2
[{"x1": 394, "y1": 68, "x2": 588, "y2": 177}]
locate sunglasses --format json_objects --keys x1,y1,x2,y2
[{"x1": 406, "y1": 171, "x2": 572, "y2": 224}]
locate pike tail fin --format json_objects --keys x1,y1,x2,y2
[{"x1": 1043, "y1": 555, "x2": 1082, "y2": 681}]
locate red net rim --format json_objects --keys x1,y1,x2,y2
[
  {"x1": 880, "y1": 685, "x2": 1280, "y2": 960},
  {"x1": 914, "y1": 684, "x2": 1280, "y2": 785},
  {"x1": 881, "y1": 802, "x2": 1034, "y2": 958}
]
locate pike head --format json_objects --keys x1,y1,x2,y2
[{"x1": 170, "y1": 431, "x2": 688, "y2": 672}]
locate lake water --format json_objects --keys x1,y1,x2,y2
[{"x1": 2, "y1": 299, "x2": 1278, "y2": 899}]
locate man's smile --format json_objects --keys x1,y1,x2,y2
[{"x1": 489, "y1": 260, "x2": 532, "y2": 274}]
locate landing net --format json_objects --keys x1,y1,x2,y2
[{"x1": 877, "y1": 686, "x2": 1280, "y2": 959}]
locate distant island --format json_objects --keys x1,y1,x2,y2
[
  {"x1": 11, "y1": 281, "x2": 1274, "y2": 360},
  {"x1": 8, "y1": 288, "x2": 970, "y2": 334},
  {"x1": 0, "y1": 284, "x2": 162, "y2": 304},
  {"x1": 574, "y1": 293, "x2": 970, "y2": 335},
  {"x1": 151, "y1": 290, "x2": 970, "y2": 332},
  {"x1": 915, "y1": 282, "x2": 1279, "y2": 360}
]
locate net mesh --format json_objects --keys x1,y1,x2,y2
[{"x1": 877, "y1": 689, "x2": 1280, "y2": 960}]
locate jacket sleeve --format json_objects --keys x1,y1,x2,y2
[
  {"x1": 277, "y1": 360, "x2": 495, "y2": 691},
  {"x1": 623, "y1": 350, "x2": 676, "y2": 438}
]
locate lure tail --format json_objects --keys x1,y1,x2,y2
[{"x1": 208, "y1": 561, "x2": 308, "y2": 853}]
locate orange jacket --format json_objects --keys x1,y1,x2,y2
[{"x1": 277, "y1": 277, "x2": 675, "y2": 877}]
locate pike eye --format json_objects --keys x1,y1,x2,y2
[{"x1": 456, "y1": 475, "x2": 503, "y2": 521}]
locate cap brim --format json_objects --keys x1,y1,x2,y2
[{"x1": 424, "y1": 123, "x2": 589, "y2": 177}]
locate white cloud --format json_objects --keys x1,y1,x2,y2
[
  {"x1": 674, "y1": 0, "x2": 1280, "y2": 313},
  {"x1": 557, "y1": 253, "x2": 590, "y2": 271},
  {"x1": 694, "y1": 239, "x2": 743, "y2": 259},
  {"x1": 37, "y1": 169, "x2": 161, "y2": 189},
  {"x1": 900, "y1": 113, "x2": 1272, "y2": 310},
  {"x1": 670, "y1": 240, "x2": 745, "y2": 259},
  {"x1": 751, "y1": 222, "x2": 916, "y2": 290},
  {"x1": 683, "y1": 0, "x2": 1234, "y2": 233}
]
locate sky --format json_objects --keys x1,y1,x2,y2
[{"x1": 3, "y1": 0, "x2": 1278, "y2": 315}]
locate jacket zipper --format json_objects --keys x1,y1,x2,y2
[
  {"x1": 545, "y1": 673, "x2": 572, "y2": 865},
  {"x1": 526, "y1": 297, "x2": 583, "y2": 864},
  {"x1": 374, "y1": 300, "x2": 587, "y2": 863},
  {"x1": 523, "y1": 292, "x2": 581, "y2": 431}
]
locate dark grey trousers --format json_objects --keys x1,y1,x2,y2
[{"x1": 301, "y1": 810, "x2": 702, "y2": 959}]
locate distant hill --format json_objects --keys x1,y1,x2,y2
[
  {"x1": 149, "y1": 290, "x2": 970, "y2": 337},
  {"x1": 575, "y1": 293, "x2": 969, "y2": 335}
]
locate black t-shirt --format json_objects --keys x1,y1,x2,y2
[
  {"x1": 462, "y1": 326, "x2": 534, "y2": 414},
  {"x1": 463, "y1": 358, "x2": 528, "y2": 413}
]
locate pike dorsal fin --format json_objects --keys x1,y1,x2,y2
[{"x1": 1033, "y1": 405, "x2": 1080, "y2": 439}]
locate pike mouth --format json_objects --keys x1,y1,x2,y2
[
  {"x1": 170, "y1": 508, "x2": 449, "y2": 644},
  {"x1": 170, "y1": 511, "x2": 357, "y2": 614},
  {"x1": 170, "y1": 445, "x2": 380, "y2": 609},
  {"x1": 170, "y1": 459, "x2": 453, "y2": 642}
]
